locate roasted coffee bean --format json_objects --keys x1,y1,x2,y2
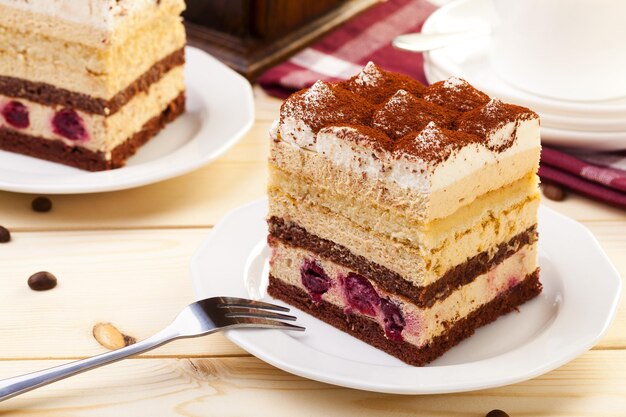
[
  {"x1": 31, "y1": 196, "x2": 52, "y2": 212},
  {"x1": 486, "y1": 410, "x2": 510, "y2": 417},
  {"x1": 27, "y1": 271, "x2": 57, "y2": 291},
  {"x1": 542, "y1": 183, "x2": 566, "y2": 201},
  {"x1": 0, "y1": 226, "x2": 10, "y2": 243}
]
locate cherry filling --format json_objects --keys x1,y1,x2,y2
[
  {"x1": 380, "y1": 298, "x2": 406, "y2": 341},
  {"x1": 299, "y1": 258, "x2": 406, "y2": 341},
  {"x1": 342, "y1": 272, "x2": 380, "y2": 316},
  {"x1": 52, "y1": 108, "x2": 88, "y2": 141},
  {"x1": 300, "y1": 259, "x2": 331, "y2": 302},
  {"x1": 2, "y1": 101, "x2": 29, "y2": 129}
]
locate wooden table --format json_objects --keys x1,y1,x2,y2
[{"x1": 1, "y1": 86, "x2": 625, "y2": 416}]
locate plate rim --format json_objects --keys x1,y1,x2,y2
[
  {"x1": 190, "y1": 198, "x2": 622, "y2": 394},
  {"x1": 0, "y1": 46, "x2": 255, "y2": 194}
]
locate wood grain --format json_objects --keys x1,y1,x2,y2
[
  {"x1": 0, "y1": 351, "x2": 625, "y2": 416},
  {"x1": 0, "y1": 229, "x2": 245, "y2": 358}
]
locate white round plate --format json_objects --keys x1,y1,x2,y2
[
  {"x1": 425, "y1": 65, "x2": 626, "y2": 150},
  {"x1": 191, "y1": 198, "x2": 621, "y2": 395},
  {"x1": 0, "y1": 46, "x2": 254, "y2": 194}
]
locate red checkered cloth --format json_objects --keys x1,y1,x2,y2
[
  {"x1": 258, "y1": 0, "x2": 626, "y2": 210},
  {"x1": 539, "y1": 148, "x2": 626, "y2": 209},
  {"x1": 258, "y1": 0, "x2": 436, "y2": 98}
]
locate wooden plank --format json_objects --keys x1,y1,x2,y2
[
  {"x1": 0, "y1": 226, "x2": 623, "y2": 359},
  {"x1": 0, "y1": 229, "x2": 245, "y2": 358},
  {"x1": 0, "y1": 351, "x2": 625, "y2": 416}
]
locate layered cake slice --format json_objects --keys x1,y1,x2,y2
[
  {"x1": 0, "y1": 0, "x2": 186, "y2": 171},
  {"x1": 267, "y1": 63, "x2": 542, "y2": 365}
]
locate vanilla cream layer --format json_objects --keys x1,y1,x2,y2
[
  {"x1": 269, "y1": 183, "x2": 538, "y2": 286},
  {"x1": 0, "y1": 66, "x2": 184, "y2": 157},
  {"x1": 0, "y1": 5, "x2": 185, "y2": 98},
  {"x1": 0, "y1": 0, "x2": 185, "y2": 47},
  {"x1": 270, "y1": 135, "x2": 540, "y2": 222},
  {"x1": 270, "y1": 164, "x2": 538, "y2": 248},
  {"x1": 270, "y1": 240, "x2": 538, "y2": 348}
]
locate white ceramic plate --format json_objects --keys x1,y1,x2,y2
[
  {"x1": 0, "y1": 46, "x2": 254, "y2": 194},
  {"x1": 425, "y1": 65, "x2": 626, "y2": 150},
  {"x1": 191, "y1": 198, "x2": 621, "y2": 395}
]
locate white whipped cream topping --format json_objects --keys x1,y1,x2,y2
[
  {"x1": 316, "y1": 127, "x2": 387, "y2": 179},
  {"x1": 0, "y1": 0, "x2": 158, "y2": 30},
  {"x1": 275, "y1": 116, "x2": 540, "y2": 193},
  {"x1": 430, "y1": 118, "x2": 539, "y2": 191},
  {"x1": 353, "y1": 61, "x2": 383, "y2": 86},
  {"x1": 279, "y1": 117, "x2": 317, "y2": 150}
]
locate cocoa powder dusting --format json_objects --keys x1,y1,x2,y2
[
  {"x1": 372, "y1": 90, "x2": 457, "y2": 140},
  {"x1": 423, "y1": 77, "x2": 490, "y2": 113},
  {"x1": 394, "y1": 122, "x2": 480, "y2": 163},
  {"x1": 339, "y1": 62, "x2": 426, "y2": 104},
  {"x1": 456, "y1": 99, "x2": 538, "y2": 151},
  {"x1": 280, "y1": 81, "x2": 374, "y2": 133},
  {"x1": 278, "y1": 62, "x2": 538, "y2": 164}
]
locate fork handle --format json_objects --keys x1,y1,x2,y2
[{"x1": 0, "y1": 328, "x2": 177, "y2": 402}]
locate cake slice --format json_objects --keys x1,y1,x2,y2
[
  {"x1": 0, "y1": 0, "x2": 186, "y2": 171},
  {"x1": 267, "y1": 63, "x2": 542, "y2": 366}
]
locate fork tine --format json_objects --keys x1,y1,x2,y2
[
  {"x1": 227, "y1": 317, "x2": 305, "y2": 332},
  {"x1": 224, "y1": 308, "x2": 297, "y2": 321},
  {"x1": 217, "y1": 296, "x2": 290, "y2": 312}
]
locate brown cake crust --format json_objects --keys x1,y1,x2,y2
[
  {"x1": 268, "y1": 269, "x2": 541, "y2": 366},
  {"x1": 0, "y1": 48, "x2": 185, "y2": 116},
  {"x1": 0, "y1": 92, "x2": 185, "y2": 171},
  {"x1": 268, "y1": 216, "x2": 537, "y2": 307}
]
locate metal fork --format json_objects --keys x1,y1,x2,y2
[{"x1": 0, "y1": 296, "x2": 304, "y2": 402}]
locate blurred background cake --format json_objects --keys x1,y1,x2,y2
[{"x1": 0, "y1": 0, "x2": 186, "y2": 170}]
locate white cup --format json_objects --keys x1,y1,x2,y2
[{"x1": 490, "y1": 0, "x2": 626, "y2": 102}]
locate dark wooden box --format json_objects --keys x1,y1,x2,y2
[{"x1": 184, "y1": 0, "x2": 377, "y2": 80}]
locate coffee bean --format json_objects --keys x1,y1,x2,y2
[
  {"x1": 0, "y1": 226, "x2": 10, "y2": 243},
  {"x1": 542, "y1": 183, "x2": 566, "y2": 201},
  {"x1": 27, "y1": 271, "x2": 57, "y2": 291},
  {"x1": 486, "y1": 410, "x2": 510, "y2": 417},
  {"x1": 31, "y1": 196, "x2": 52, "y2": 212}
]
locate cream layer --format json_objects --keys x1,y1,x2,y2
[
  {"x1": 0, "y1": 0, "x2": 185, "y2": 47},
  {"x1": 270, "y1": 165, "x2": 539, "y2": 248},
  {"x1": 0, "y1": 4, "x2": 185, "y2": 98},
  {"x1": 269, "y1": 184, "x2": 538, "y2": 286},
  {"x1": 270, "y1": 137, "x2": 540, "y2": 222},
  {"x1": 270, "y1": 240, "x2": 538, "y2": 348},
  {"x1": 0, "y1": 66, "x2": 184, "y2": 157}
]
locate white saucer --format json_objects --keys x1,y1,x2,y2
[
  {"x1": 425, "y1": 65, "x2": 626, "y2": 150},
  {"x1": 191, "y1": 198, "x2": 621, "y2": 395},
  {"x1": 0, "y1": 46, "x2": 254, "y2": 194}
]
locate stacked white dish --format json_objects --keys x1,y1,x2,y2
[{"x1": 422, "y1": 0, "x2": 626, "y2": 151}]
